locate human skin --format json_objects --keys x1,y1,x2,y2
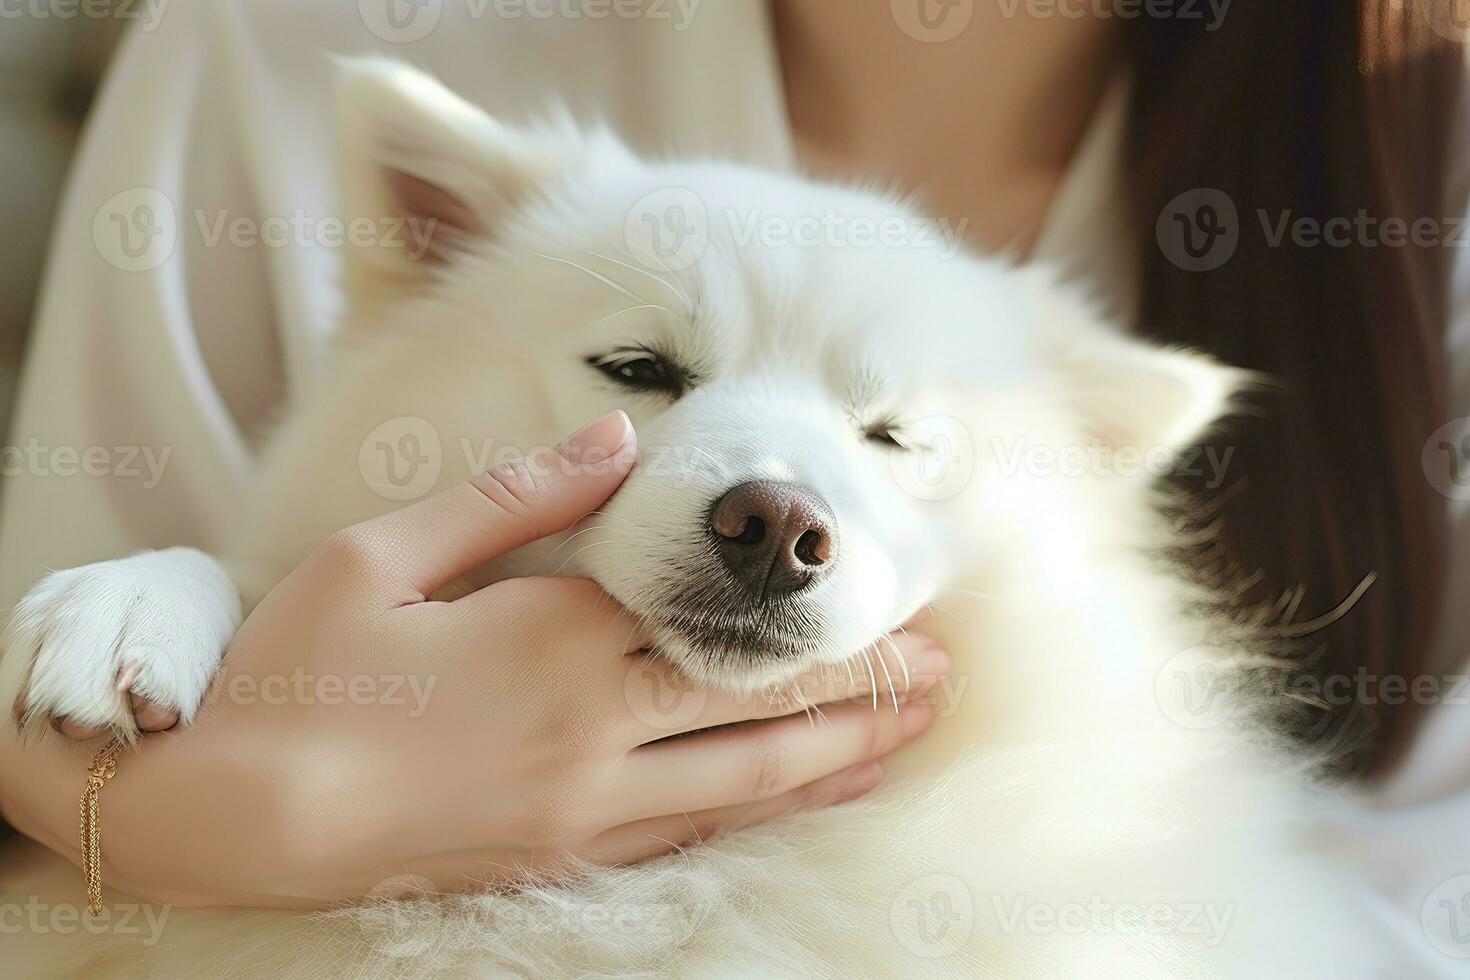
[
  {"x1": 0, "y1": 412, "x2": 949, "y2": 907},
  {"x1": 1, "y1": 4, "x2": 1116, "y2": 905},
  {"x1": 772, "y1": 0, "x2": 1117, "y2": 252}
]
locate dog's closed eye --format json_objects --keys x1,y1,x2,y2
[
  {"x1": 863, "y1": 415, "x2": 906, "y2": 450},
  {"x1": 587, "y1": 346, "x2": 693, "y2": 398}
]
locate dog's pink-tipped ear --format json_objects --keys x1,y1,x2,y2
[
  {"x1": 1034, "y1": 276, "x2": 1249, "y2": 460},
  {"x1": 335, "y1": 57, "x2": 584, "y2": 286}
]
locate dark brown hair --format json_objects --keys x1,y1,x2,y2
[{"x1": 1125, "y1": 3, "x2": 1461, "y2": 775}]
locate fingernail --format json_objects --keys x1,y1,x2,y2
[
  {"x1": 129, "y1": 692, "x2": 179, "y2": 732},
  {"x1": 51, "y1": 715, "x2": 107, "y2": 740},
  {"x1": 115, "y1": 662, "x2": 141, "y2": 693},
  {"x1": 556, "y1": 410, "x2": 633, "y2": 464}
]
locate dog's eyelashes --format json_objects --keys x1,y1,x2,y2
[
  {"x1": 587, "y1": 347, "x2": 690, "y2": 398},
  {"x1": 863, "y1": 421, "x2": 906, "y2": 450},
  {"x1": 603, "y1": 356, "x2": 666, "y2": 387}
]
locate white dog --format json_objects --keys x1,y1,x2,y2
[{"x1": 0, "y1": 61, "x2": 1390, "y2": 978}]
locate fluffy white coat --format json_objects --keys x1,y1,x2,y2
[{"x1": 0, "y1": 60, "x2": 1391, "y2": 978}]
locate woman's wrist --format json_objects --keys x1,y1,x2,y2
[
  {"x1": 0, "y1": 723, "x2": 295, "y2": 909},
  {"x1": 0, "y1": 732, "x2": 95, "y2": 864}
]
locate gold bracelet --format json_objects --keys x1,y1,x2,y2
[{"x1": 80, "y1": 737, "x2": 123, "y2": 917}]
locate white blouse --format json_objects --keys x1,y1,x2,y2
[{"x1": 1, "y1": 2, "x2": 1466, "y2": 970}]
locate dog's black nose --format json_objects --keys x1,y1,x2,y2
[{"x1": 709, "y1": 481, "x2": 838, "y2": 599}]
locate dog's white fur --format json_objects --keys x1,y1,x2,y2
[{"x1": 0, "y1": 61, "x2": 1392, "y2": 977}]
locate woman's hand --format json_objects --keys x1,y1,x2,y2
[{"x1": 0, "y1": 411, "x2": 946, "y2": 909}]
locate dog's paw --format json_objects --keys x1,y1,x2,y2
[{"x1": 1, "y1": 548, "x2": 241, "y2": 740}]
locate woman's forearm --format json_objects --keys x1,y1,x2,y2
[{"x1": 0, "y1": 732, "x2": 96, "y2": 866}]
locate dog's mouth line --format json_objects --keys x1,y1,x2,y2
[{"x1": 626, "y1": 596, "x2": 915, "y2": 682}]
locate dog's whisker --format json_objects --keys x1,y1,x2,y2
[
  {"x1": 879, "y1": 632, "x2": 911, "y2": 693},
  {"x1": 891, "y1": 574, "x2": 1009, "y2": 607},
  {"x1": 1278, "y1": 585, "x2": 1307, "y2": 627},
  {"x1": 587, "y1": 303, "x2": 665, "y2": 328},
  {"x1": 573, "y1": 246, "x2": 694, "y2": 316},
  {"x1": 675, "y1": 444, "x2": 724, "y2": 482},
  {"x1": 545, "y1": 523, "x2": 607, "y2": 558},
  {"x1": 861, "y1": 647, "x2": 879, "y2": 713},
  {"x1": 943, "y1": 587, "x2": 1007, "y2": 605},
  {"x1": 532, "y1": 252, "x2": 665, "y2": 310},
  {"x1": 550, "y1": 540, "x2": 615, "y2": 577},
  {"x1": 872, "y1": 641, "x2": 899, "y2": 715},
  {"x1": 630, "y1": 244, "x2": 698, "y2": 314},
  {"x1": 791, "y1": 683, "x2": 816, "y2": 730},
  {"x1": 926, "y1": 601, "x2": 964, "y2": 623},
  {"x1": 584, "y1": 509, "x2": 634, "y2": 526}
]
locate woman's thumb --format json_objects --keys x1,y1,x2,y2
[{"x1": 343, "y1": 411, "x2": 637, "y2": 598}]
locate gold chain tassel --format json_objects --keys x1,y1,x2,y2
[{"x1": 80, "y1": 737, "x2": 123, "y2": 917}]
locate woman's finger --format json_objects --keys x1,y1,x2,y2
[
  {"x1": 617, "y1": 632, "x2": 949, "y2": 743},
  {"x1": 324, "y1": 411, "x2": 636, "y2": 602},
  {"x1": 586, "y1": 762, "x2": 884, "y2": 865},
  {"x1": 610, "y1": 698, "x2": 935, "y2": 823}
]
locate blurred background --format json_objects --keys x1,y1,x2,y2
[{"x1": 0, "y1": 17, "x2": 121, "y2": 439}]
